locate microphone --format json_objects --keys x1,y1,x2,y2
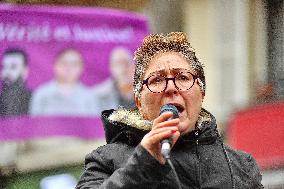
[{"x1": 160, "y1": 104, "x2": 179, "y2": 159}]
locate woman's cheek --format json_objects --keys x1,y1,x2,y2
[{"x1": 141, "y1": 93, "x2": 161, "y2": 120}]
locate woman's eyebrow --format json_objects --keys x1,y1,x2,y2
[
  {"x1": 146, "y1": 68, "x2": 190, "y2": 77},
  {"x1": 147, "y1": 69, "x2": 167, "y2": 76},
  {"x1": 172, "y1": 68, "x2": 190, "y2": 72}
]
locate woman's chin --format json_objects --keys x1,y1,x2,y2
[{"x1": 179, "y1": 120, "x2": 195, "y2": 135}]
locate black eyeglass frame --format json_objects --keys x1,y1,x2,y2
[{"x1": 142, "y1": 71, "x2": 198, "y2": 93}]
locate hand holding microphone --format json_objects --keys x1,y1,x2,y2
[
  {"x1": 160, "y1": 104, "x2": 179, "y2": 159},
  {"x1": 141, "y1": 104, "x2": 180, "y2": 164}
]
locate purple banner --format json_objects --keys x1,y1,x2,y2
[
  {"x1": 0, "y1": 116, "x2": 105, "y2": 141},
  {"x1": 0, "y1": 4, "x2": 149, "y2": 141}
]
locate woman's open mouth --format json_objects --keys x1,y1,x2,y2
[{"x1": 168, "y1": 103, "x2": 185, "y2": 115}]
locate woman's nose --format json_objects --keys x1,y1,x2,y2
[{"x1": 165, "y1": 79, "x2": 178, "y2": 94}]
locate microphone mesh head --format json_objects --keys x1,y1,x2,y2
[{"x1": 160, "y1": 104, "x2": 179, "y2": 119}]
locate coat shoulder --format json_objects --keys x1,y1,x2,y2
[
  {"x1": 86, "y1": 143, "x2": 135, "y2": 169},
  {"x1": 224, "y1": 145, "x2": 263, "y2": 188},
  {"x1": 224, "y1": 145, "x2": 257, "y2": 168}
]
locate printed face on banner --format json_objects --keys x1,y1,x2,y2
[
  {"x1": 1, "y1": 53, "x2": 28, "y2": 85},
  {"x1": 54, "y1": 49, "x2": 84, "y2": 85},
  {"x1": 109, "y1": 47, "x2": 135, "y2": 101}
]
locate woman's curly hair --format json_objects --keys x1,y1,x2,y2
[{"x1": 133, "y1": 32, "x2": 205, "y2": 98}]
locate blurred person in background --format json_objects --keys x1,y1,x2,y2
[
  {"x1": 0, "y1": 48, "x2": 32, "y2": 189},
  {"x1": 76, "y1": 32, "x2": 263, "y2": 188},
  {"x1": 0, "y1": 48, "x2": 31, "y2": 116},
  {"x1": 30, "y1": 48, "x2": 95, "y2": 116},
  {"x1": 92, "y1": 47, "x2": 135, "y2": 115}
]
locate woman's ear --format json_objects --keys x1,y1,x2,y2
[
  {"x1": 134, "y1": 95, "x2": 141, "y2": 110},
  {"x1": 197, "y1": 78, "x2": 205, "y2": 98},
  {"x1": 135, "y1": 95, "x2": 147, "y2": 120}
]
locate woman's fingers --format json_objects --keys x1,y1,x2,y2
[
  {"x1": 147, "y1": 126, "x2": 178, "y2": 137},
  {"x1": 153, "y1": 111, "x2": 174, "y2": 125},
  {"x1": 152, "y1": 112, "x2": 180, "y2": 130},
  {"x1": 154, "y1": 118, "x2": 179, "y2": 129},
  {"x1": 144, "y1": 126, "x2": 178, "y2": 146},
  {"x1": 171, "y1": 130, "x2": 181, "y2": 146},
  {"x1": 145, "y1": 130, "x2": 173, "y2": 146}
]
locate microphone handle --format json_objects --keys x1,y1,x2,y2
[
  {"x1": 161, "y1": 138, "x2": 172, "y2": 159},
  {"x1": 159, "y1": 104, "x2": 179, "y2": 159}
]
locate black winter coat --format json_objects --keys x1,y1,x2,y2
[{"x1": 76, "y1": 108, "x2": 263, "y2": 189}]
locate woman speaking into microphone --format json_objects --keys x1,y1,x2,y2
[{"x1": 76, "y1": 32, "x2": 263, "y2": 189}]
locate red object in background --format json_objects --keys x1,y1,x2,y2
[{"x1": 227, "y1": 101, "x2": 284, "y2": 170}]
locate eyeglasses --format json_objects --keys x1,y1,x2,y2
[{"x1": 142, "y1": 70, "x2": 198, "y2": 93}]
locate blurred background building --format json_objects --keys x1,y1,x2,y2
[{"x1": 0, "y1": 0, "x2": 283, "y2": 188}]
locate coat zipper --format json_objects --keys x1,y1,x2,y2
[{"x1": 195, "y1": 130, "x2": 201, "y2": 189}]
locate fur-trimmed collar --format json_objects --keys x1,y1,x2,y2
[
  {"x1": 109, "y1": 108, "x2": 152, "y2": 131},
  {"x1": 101, "y1": 107, "x2": 217, "y2": 145},
  {"x1": 108, "y1": 107, "x2": 212, "y2": 131}
]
